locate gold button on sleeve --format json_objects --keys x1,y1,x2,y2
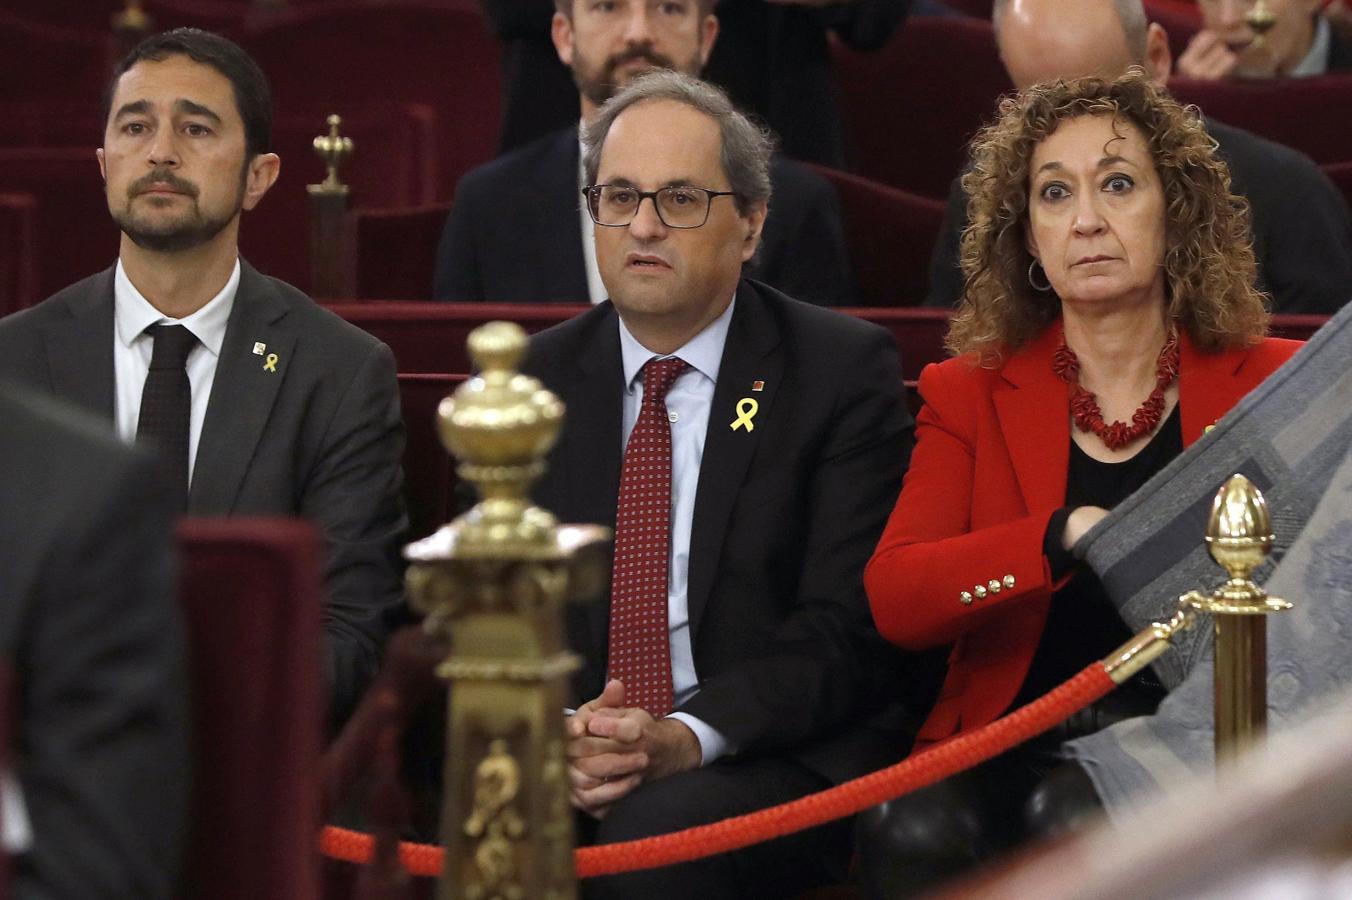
[
  {"x1": 988, "y1": 579, "x2": 1001, "y2": 594},
  {"x1": 1003, "y1": 575, "x2": 1015, "y2": 589},
  {"x1": 960, "y1": 591, "x2": 973, "y2": 605},
  {"x1": 974, "y1": 585, "x2": 987, "y2": 599}
]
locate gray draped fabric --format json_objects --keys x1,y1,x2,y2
[{"x1": 1063, "y1": 301, "x2": 1352, "y2": 819}]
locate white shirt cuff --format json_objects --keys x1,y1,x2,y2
[{"x1": 667, "y1": 712, "x2": 733, "y2": 766}]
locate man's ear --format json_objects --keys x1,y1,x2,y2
[
  {"x1": 241, "y1": 152, "x2": 281, "y2": 211},
  {"x1": 96, "y1": 147, "x2": 107, "y2": 182},
  {"x1": 739, "y1": 202, "x2": 767, "y2": 263},
  {"x1": 552, "y1": 10, "x2": 575, "y2": 67},
  {"x1": 1145, "y1": 22, "x2": 1173, "y2": 83},
  {"x1": 698, "y1": 13, "x2": 719, "y2": 67}
]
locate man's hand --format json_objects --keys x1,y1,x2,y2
[
  {"x1": 563, "y1": 680, "x2": 703, "y2": 817},
  {"x1": 1177, "y1": 30, "x2": 1240, "y2": 80}
]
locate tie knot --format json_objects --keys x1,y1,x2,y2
[
  {"x1": 147, "y1": 324, "x2": 198, "y2": 370},
  {"x1": 641, "y1": 357, "x2": 688, "y2": 404}
]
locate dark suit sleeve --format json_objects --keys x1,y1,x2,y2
[
  {"x1": 678, "y1": 327, "x2": 914, "y2": 756},
  {"x1": 923, "y1": 174, "x2": 966, "y2": 308},
  {"x1": 433, "y1": 184, "x2": 485, "y2": 302},
  {"x1": 17, "y1": 453, "x2": 187, "y2": 900},
  {"x1": 756, "y1": 165, "x2": 856, "y2": 306},
  {"x1": 1252, "y1": 164, "x2": 1352, "y2": 315},
  {"x1": 300, "y1": 340, "x2": 408, "y2": 725}
]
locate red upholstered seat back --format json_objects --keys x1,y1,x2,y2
[
  {"x1": 0, "y1": 148, "x2": 117, "y2": 303},
  {"x1": 1169, "y1": 75, "x2": 1352, "y2": 165},
  {"x1": 0, "y1": 193, "x2": 37, "y2": 316},
  {"x1": 806, "y1": 165, "x2": 946, "y2": 305},
  {"x1": 240, "y1": 1, "x2": 499, "y2": 203},
  {"x1": 176, "y1": 519, "x2": 324, "y2": 900},
  {"x1": 397, "y1": 372, "x2": 467, "y2": 539},
  {"x1": 0, "y1": 12, "x2": 113, "y2": 104},
  {"x1": 346, "y1": 201, "x2": 453, "y2": 300},
  {"x1": 831, "y1": 16, "x2": 1011, "y2": 199}
]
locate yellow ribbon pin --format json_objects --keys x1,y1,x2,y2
[
  {"x1": 263, "y1": 353, "x2": 279, "y2": 373},
  {"x1": 730, "y1": 397, "x2": 758, "y2": 432}
]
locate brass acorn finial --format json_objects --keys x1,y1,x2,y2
[
  {"x1": 311, "y1": 114, "x2": 353, "y2": 194},
  {"x1": 1189, "y1": 474, "x2": 1290, "y2": 615}
]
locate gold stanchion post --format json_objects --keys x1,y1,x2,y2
[
  {"x1": 1181, "y1": 474, "x2": 1291, "y2": 764},
  {"x1": 308, "y1": 114, "x2": 353, "y2": 298},
  {"x1": 405, "y1": 322, "x2": 610, "y2": 900}
]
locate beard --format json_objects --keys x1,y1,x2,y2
[
  {"x1": 571, "y1": 44, "x2": 702, "y2": 107},
  {"x1": 112, "y1": 166, "x2": 244, "y2": 253}
]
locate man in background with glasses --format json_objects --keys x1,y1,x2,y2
[
  {"x1": 522, "y1": 70, "x2": 934, "y2": 900},
  {"x1": 433, "y1": 0, "x2": 855, "y2": 308}
]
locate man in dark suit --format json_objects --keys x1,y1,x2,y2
[
  {"x1": 524, "y1": 70, "x2": 923, "y2": 900},
  {"x1": 436, "y1": 0, "x2": 856, "y2": 307},
  {"x1": 0, "y1": 384, "x2": 187, "y2": 899},
  {"x1": 0, "y1": 29, "x2": 406, "y2": 726},
  {"x1": 926, "y1": 0, "x2": 1352, "y2": 315}
]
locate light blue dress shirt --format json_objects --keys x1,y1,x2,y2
[{"x1": 615, "y1": 297, "x2": 736, "y2": 765}]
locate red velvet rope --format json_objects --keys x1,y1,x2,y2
[{"x1": 320, "y1": 664, "x2": 1115, "y2": 879}]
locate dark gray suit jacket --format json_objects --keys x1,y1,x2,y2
[
  {"x1": 522, "y1": 279, "x2": 936, "y2": 783},
  {"x1": 434, "y1": 126, "x2": 857, "y2": 307},
  {"x1": 0, "y1": 385, "x2": 187, "y2": 899},
  {"x1": 0, "y1": 262, "x2": 408, "y2": 724}
]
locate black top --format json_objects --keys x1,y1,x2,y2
[{"x1": 1014, "y1": 406, "x2": 1183, "y2": 707}]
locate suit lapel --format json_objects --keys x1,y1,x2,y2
[
  {"x1": 189, "y1": 262, "x2": 293, "y2": 514},
  {"x1": 992, "y1": 325, "x2": 1071, "y2": 514},
  {"x1": 566, "y1": 305, "x2": 625, "y2": 526},
  {"x1": 687, "y1": 284, "x2": 783, "y2": 637},
  {"x1": 44, "y1": 268, "x2": 115, "y2": 419},
  {"x1": 1177, "y1": 333, "x2": 1248, "y2": 447}
]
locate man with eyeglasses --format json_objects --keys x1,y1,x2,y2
[
  {"x1": 522, "y1": 70, "x2": 932, "y2": 900},
  {"x1": 433, "y1": 0, "x2": 856, "y2": 307}
]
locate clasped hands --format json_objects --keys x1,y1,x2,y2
[{"x1": 565, "y1": 679, "x2": 702, "y2": 818}]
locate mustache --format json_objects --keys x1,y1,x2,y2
[
  {"x1": 604, "y1": 47, "x2": 675, "y2": 78},
  {"x1": 129, "y1": 169, "x2": 199, "y2": 198}
]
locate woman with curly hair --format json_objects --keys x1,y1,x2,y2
[{"x1": 856, "y1": 70, "x2": 1301, "y2": 896}]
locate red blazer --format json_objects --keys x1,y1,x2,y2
[{"x1": 865, "y1": 325, "x2": 1301, "y2": 747}]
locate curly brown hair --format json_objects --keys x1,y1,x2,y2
[{"x1": 947, "y1": 70, "x2": 1269, "y2": 362}]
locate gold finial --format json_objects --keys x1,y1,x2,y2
[
  {"x1": 111, "y1": 0, "x2": 151, "y2": 36},
  {"x1": 1187, "y1": 474, "x2": 1290, "y2": 615},
  {"x1": 1247, "y1": 0, "x2": 1277, "y2": 46},
  {"x1": 311, "y1": 114, "x2": 353, "y2": 195}
]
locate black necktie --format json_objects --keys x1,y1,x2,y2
[{"x1": 136, "y1": 324, "x2": 197, "y2": 511}]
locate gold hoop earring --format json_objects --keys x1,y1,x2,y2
[{"x1": 1027, "y1": 259, "x2": 1052, "y2": 293}]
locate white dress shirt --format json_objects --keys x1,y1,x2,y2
[
  {"x1": 1289, "y1": 15, "x2": 1332, "y2": 77},
  {"x1": 113, "y1": 258, "x2": 240, "y2": 483},
  {"x1": 616, "y1": 296, "x2": 736, "y2": 765},
  {"x1": 578, "y1": 126, "x2": 609, "y2": 306}
]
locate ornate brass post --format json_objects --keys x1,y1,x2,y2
[
  {"x1": 1182, "y1": 475, "x2": 1291, "y2": 764},
  {"x1": 406, "y1": 322, "x2": 610, "y2": 900},
  {"x1": 110, "y1": 0, "x2": 152, "y2": 59},
  {"x1": 307, "y1": 114, "x2": 354, "y2": 298}
]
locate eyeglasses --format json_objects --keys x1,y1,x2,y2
[{"x1": 582, "y1": 184, "x2": 739, "y2": 229}]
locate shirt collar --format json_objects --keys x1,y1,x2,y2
[
  {"x1": 114, "y1": 257, "x2": 240, "y2": 357},
  {"x1": 1290, "y1": 15, "x2": 1331, "y2": 77},
  {"x1": 618, "y1": 294, "x2": 736, "y2": 391}
]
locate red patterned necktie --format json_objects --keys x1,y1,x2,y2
[{"x1": 608, "y1": 356, "x2": 688, "y2": 718}]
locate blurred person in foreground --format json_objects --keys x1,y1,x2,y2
[
  {"x1": 926, "y1": 0, "x2": 1352, "y2": 315},
  {"x1": 859, "y1": 71, "x2": 1301, "y2": 898},
  {"x1": 1178, "y1": 0, "x2": 1352, "y2": 80},
  {"x1": 0, "y1": 383, "x2": 187, "y2": 899}
]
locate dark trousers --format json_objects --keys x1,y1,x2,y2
[{"x1": 578, "y1": 757, "x2": 852, "y2": 900}]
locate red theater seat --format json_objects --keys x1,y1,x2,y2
[
  {"x1": 0, "y1": 100, "x2": 102, "y2": 148},
  {"x1": 0, "y1": 148, "x2": 117, "y2": 303},
  {"x1": 239, "y1": 102, "x2": 442, "y2": 295},
  {"x1": 1270, "y1": 313, "x2": 1331, "y2": 342},
  {"x1": 397, "y1": 372, "x2": 467, "y2": 539},
  {"x1": 1169, "y1": 75, "x2": 1352, "y2": 166},
  {"x1": 241, "y1": 1, "x2": 499, "y2": 203},
  {"x1": 0, "y1": 12, "x2": 113, "y2": 104},
  {"x1": 832, "y1": 16, "x2": 1010, "y2": 199},
  {"x1": 347, "y1": 201, "x2": 453, "y2": 300},
  {"x1": 177, "y1": 518, "x2": 324, "y2": 900},
  {"x1": 0, "y1": 192, "x2": 37, "y2": 315},
  {"x1": 806, "y1": 165, "x2": 946, "y2": 305}
]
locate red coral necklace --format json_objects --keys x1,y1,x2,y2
[{"x1": 1051, "y1": 324, "x2": 1180, "y2": 451}]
